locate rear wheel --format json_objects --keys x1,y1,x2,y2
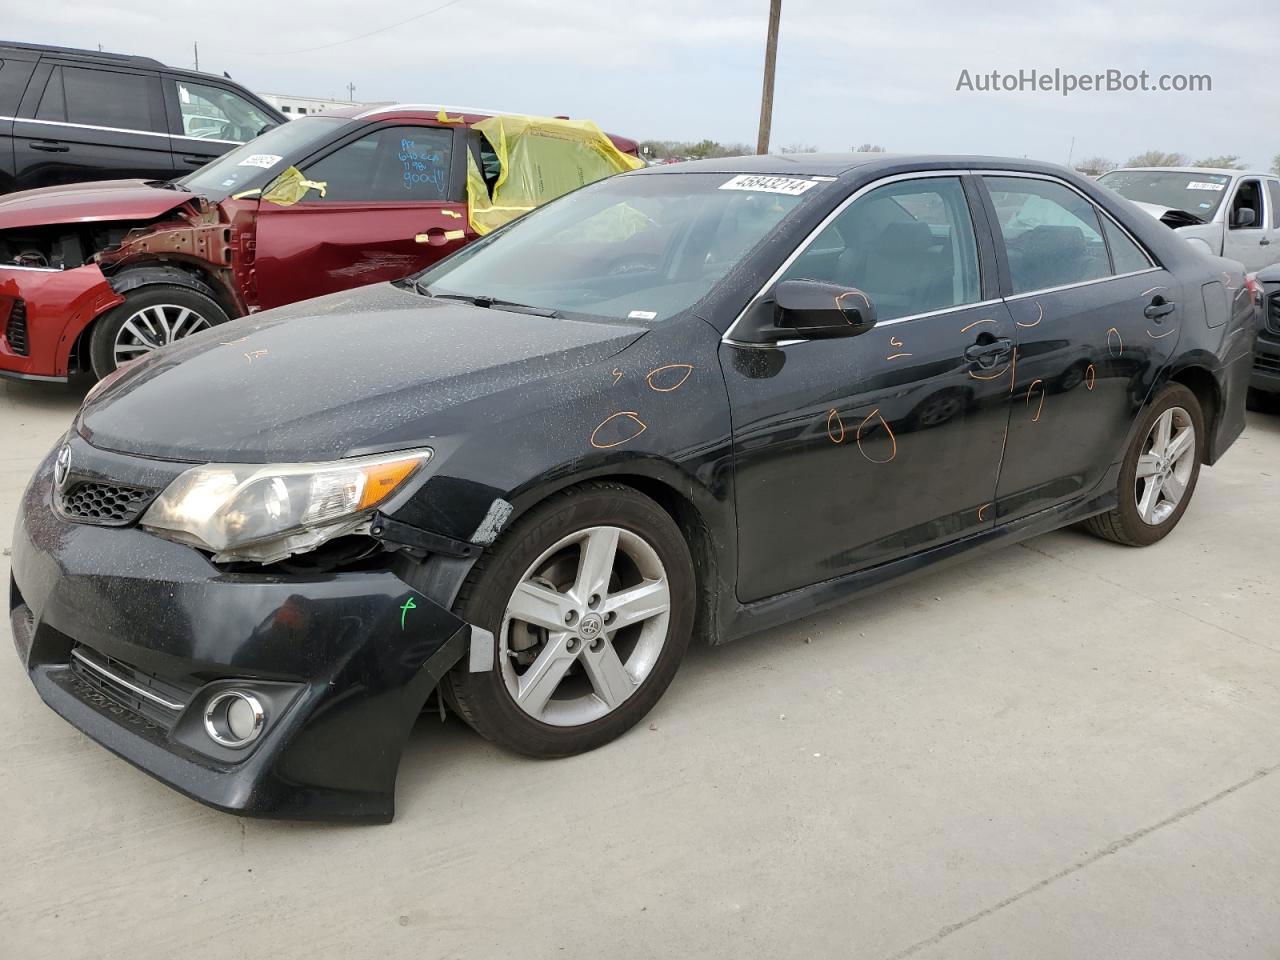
[
  {"x1": 1082, "y1": 383, "x2": 1204, "y2": 546},
  {"x1": 449, "y1": 482, "x2": 695, "y2": 757},
  {"x1": 89, "y1": 285, "x2": 229, "y2": 379}
]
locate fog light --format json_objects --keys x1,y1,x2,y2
[{"x1": 203, "y1": 690, "x2": 266, "y2": 748}]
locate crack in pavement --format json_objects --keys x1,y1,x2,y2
[{"x1": 881, "y1": 761, "x2": 1280, "y2": 960}]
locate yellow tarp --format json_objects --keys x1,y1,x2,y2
[
  {"x1": 466, "y1": 115, "x2": 643, "y2": 235},
  {"x1": 261, "y1": 166, "x2": 328, "y2": 206}
]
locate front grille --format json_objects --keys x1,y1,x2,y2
[
  {"x1": 4, "y1": 299, "x2": 28, "y2": 355},
  {"x1": 69, "y1": 645, "x2": 191, "y2": 730},
  {"x1": 1268, "y1": 292, "x2": 1280, "y2": 335},
  {"x1": 1255, "y1": 354, "x2": 1280, "y2": 375},
  {"x1": 58, "y1": 480, "x2": 155, "y2": 526}
]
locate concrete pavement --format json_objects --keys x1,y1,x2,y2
[{"x1": 2, "y1": 374, "x2": 1278, "y2": 959}]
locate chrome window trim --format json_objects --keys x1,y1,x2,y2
[
  {"x1": 975, "y1": 168, "x2": 1159, "y2": 272},
  {"x1": 354, "y1": 102, "x2": 503, "y2": 120},
  {"x1": 0, "y1": 116, "x2": 246, "y2": 145},
  {"x1": 0, "y1": 115, "x2": 171, "y2": 139},
  {"x1": 1002, "y1": 266, "x2": 1163, "y2": 302},
  {"x1": 70, "y1": 647, "x2": 185, "y2": 712},
  {"x1": 722, "y1": 170, "x2": 981, "y2": 344},
  {"x1": 722, "y1": 297, "x2": 1006, "y2": 347}
]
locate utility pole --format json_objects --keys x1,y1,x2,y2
[
  {"x1": 194, "y1": 42, "x2": 199, "y2": 72},
  {"x1": 347, "y1": 82, "x2": 356, "y2": 102},
  {"x1": 1066, "y1": 135, "x2": 1075, "y2": 168},
  {"x1": 755, "y1": 0, "x2": 782, "y2": 155}
]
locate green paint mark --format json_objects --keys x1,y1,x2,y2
[{"x1": 400, "y1": 596, "x2": 417, "y2": 630}]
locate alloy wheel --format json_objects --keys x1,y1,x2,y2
[
  {"x1": 1135, "y1": 405, "x2": 1195, "y2": 526},
  {"x1": 499, "y1": 525, "x2": 671, "y2": 727},
  {"x1": 113, "y1": 304, "x2": 213, "y2": 365}
]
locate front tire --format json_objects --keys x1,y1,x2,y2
[
  {"x1": 1082, "y1": 383, "x2": 1204, "y2": 546},
  {"x1": 449, "y1": 482, "x2": 696, "y2": 758},
  {"x1": 89, "y1": 284, "x2": 230, "y2": 379}
]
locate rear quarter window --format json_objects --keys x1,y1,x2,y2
[{"x1": 0, "y1": 58, "x2": 36, "y2": 116}]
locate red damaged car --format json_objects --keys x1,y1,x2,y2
[{"x1": 0, "y1": 105, "x2": 640, "y2": 382}]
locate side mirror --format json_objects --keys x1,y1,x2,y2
[
  {"x1": 1233, "y1": 207, "x2": 1257, "y2": 229},
  {"x1": 748, "y1": 279, "x2": 877, "y2": 343}
]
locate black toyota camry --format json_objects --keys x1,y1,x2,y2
[{"x1": 9, "y1": 154, "x2": 1257, "y2": 822}]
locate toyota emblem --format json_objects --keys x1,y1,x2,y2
[{"x1": 53, "y1": 444, "x2": 72, "y2": 489}]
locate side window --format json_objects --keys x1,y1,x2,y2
[
  {"x1": 1269, "y1": 182, "x2": 1280, "y2": 229},
  {"x1": 35, "y1": 67, "x2": 65, "y2": 122},
  {"x1": 61, "y1": 66, "x2": 162, "y2": 132},
  {"x1": 302, "y1": 126, "x2": 453, "y2": 203},
  {"x1": 780, "y1": 176, "x2": 981, "y2": 321},
  {"x1": 1101, "y1": 217, "x2": 1153, "y2": 274},
  {"x1": 1230, "y1": 179, "x2": 1263, "y2": 230},
  {"x1": 173, "y1": 79, "x2": 275, "y2": 143},
  {"x1": 983, "y1": 177, "x2": 1110, "y2": 293}
]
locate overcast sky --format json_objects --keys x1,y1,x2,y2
[{"x1": 10, "y1": 0, "x2": 1279, "y2": 169}]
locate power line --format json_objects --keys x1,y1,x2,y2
[{"x1": 266, "y1": 0, "x2": 472, "y2": 55}]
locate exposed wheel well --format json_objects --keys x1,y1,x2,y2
[
  {"x1": 69, "y1": 262, "x2": 241, "y2": 373},
  {"x1": 1169, "y1": 366, "x2": 1219, "y2": 463}
]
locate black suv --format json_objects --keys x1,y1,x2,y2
[
  {"x1": 1252, "y1": 265, "x2": 1280, "y2": 408},
  {"x1": 0, "y1": 42, "x2": 284, "y2": 194}
]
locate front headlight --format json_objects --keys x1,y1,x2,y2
[{"x1": 141, "y1": 449, "x2": 431, "y2": 563}]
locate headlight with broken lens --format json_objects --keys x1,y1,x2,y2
[{"x1": 141, "y1": 450, "x2": 431, "y2": 563}]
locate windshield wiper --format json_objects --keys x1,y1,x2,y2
[{"x1": 416, "y1": 284, "x2": 558, "y2": 317}]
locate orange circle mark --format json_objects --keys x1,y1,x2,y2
[
  {"x1": 589, "y1": 411, "x2": 648, "y2": 449},
  {"x1": 856, "y1": 408, "x2": 897, "y2": 464},
  {"x1": 1107, "y1": 327, "x2": 1123, "y2": 358},
  {"x1": 645, "y1": 363, "x2": 693, "y2": 392},
  {"x1": 1025, "y1": 379, "x2": 1044, "y2": 422},
  {"x1": 1085, "y1": 364, "x2": 1096, "y2": 391},
  {"x1": 826, "y1": 408, "x2": 845, "y2": 444}
]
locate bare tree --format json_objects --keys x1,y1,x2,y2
[
  {"x1": 1194, "y1": 155, "x2": 1245, "y2": 170},
  {"x1": 1074, "y1": 156, "x2": 1117, "y2": 177},
  {"x1": 779, "y1": 143, "x2": 819, "y2": 154},
  {"x1": 1126, "y1": 150, "x2": 1189, "y2": 168},
  {"x1": 854, "y1": 143, "x2": 886, "y2": 153}
]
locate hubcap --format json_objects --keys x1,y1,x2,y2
[
  {"x1": 499, "y1": 525, "x2": 671, "y2": 727},
  {"x1": 1135, "y1": 406, "x2": 1195, "y2": 526},
  {"x1": 113, "y1": 304, "x2": 212, "y2": 365}
]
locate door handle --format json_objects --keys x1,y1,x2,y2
[
  {"x1": 30, "y1": 141, "x2": 69, "y2": 153},
  {"x1": 180, "y1": 155, "x2": 208, "y2": 166},
  {"x1": 964, "y1": 337, "x2": 1013, "y2": 366},
  {"x1": 1144, "y1": 297, "x2": 1176, "y2": 321}
]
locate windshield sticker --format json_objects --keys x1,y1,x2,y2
[
  {"x1": 628, "y1": 310, "x2": 658, "y2": 320},
  {"x1": 1186, "y1": 181, "x2": 1225, "y2": 191},
  {"x1": 719, "y1": 174, "x2": 819, "y2": 196},
  {"x1": 238, "y1": 154, "x2": 284, "y2": 169}
]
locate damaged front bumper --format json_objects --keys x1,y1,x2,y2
[
  {"x1": 0, "y1": 265, "x2": 123, "y2": 380},
  {"x1": 9, "y1": 442, "x2": 470, "y2": 823}
]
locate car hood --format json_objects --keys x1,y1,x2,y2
[
  {"x1": 78, "y1": 283, "x2": 648, "y2": 463},
  {"x1": 0, "y1": 179, "x2": 193, "y2": 230}
]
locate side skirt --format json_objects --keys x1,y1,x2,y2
[{"x1": 719, "y1": 489, "x2": 1117, "y2": 645}]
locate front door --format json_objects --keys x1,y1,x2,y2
[
  {"x1": 978, "y1": 174, "x2": 1183, "y2": 523},
  {"x1": 1223, "y1": 177, "x2": 1271, "y2": 272},
  {"x1": 162, "y1": 75, "x2": 280, "y2": 174},
  {"x1": 253, "y1": 123, "x2": 471, "y2": 310},
  {"x1": 724, "y1": 174, "x2": 1014, "y2": 602}
]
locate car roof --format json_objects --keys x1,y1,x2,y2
[
  {"x1": 630, "y1": 152, "x2": 1085, "y2": 180},
  {"x1": 0, "y1": 40, "x2": 251, "y2": 84},
  {"x1": 1109, "y1": 166, "x2": 1275, "y2": 178}
]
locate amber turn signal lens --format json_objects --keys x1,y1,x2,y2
[{"x1": 358, "y1": 459, "x2": 422, "y2": 510}]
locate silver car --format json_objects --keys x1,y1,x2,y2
[{"x1": 1098, "y1": 166, "x2": 1280, "y2": 272}]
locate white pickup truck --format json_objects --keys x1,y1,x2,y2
[{"x1": 1099, "y1": 167, "x2": 1280, "y2": 273}]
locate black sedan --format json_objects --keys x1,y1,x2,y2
[{"x1": 9, "y1": 154, "x2": 1257, "y2": 822}]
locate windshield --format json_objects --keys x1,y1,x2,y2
[
  {"x1": 415, "y1": 172, "x2": 826, "y2": 322},
  {"x1": 178, "y1": 116, "x2": 348, "y2": 199},
  {"x1": 1099, "y1": 170, "x2": 1231, "y2": 220}
]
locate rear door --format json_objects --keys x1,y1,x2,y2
[
  {"x1": 253, "y1": 122, "x2": 471, "y2": 310},
  {"x1": 162, "y1": 75, "x2": 280, "y2": 174},
  {"x1": 978, "y1": 173, "x2": 1181, "y2": 523},
  {"x1": 0, "y1": 53, "x2": 38, "y2": 193},
  {"x1": 13, "y1": 60, "x2": 173, "y2": 190}
]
